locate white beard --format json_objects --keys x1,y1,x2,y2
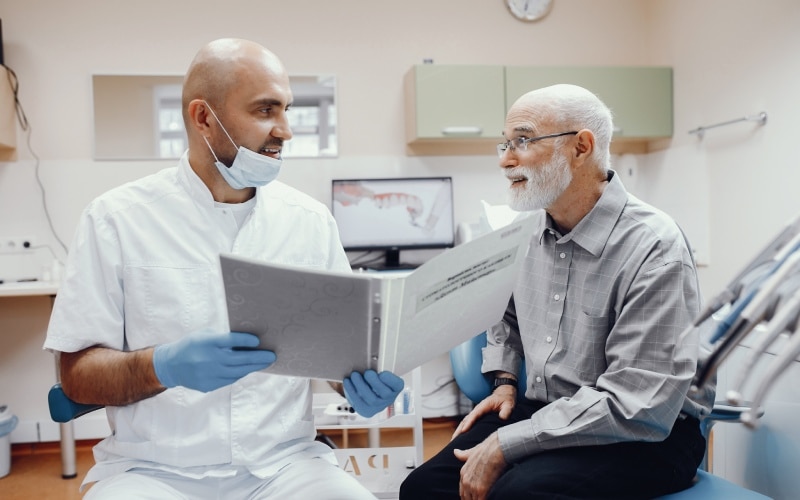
[{"x1": 507, "y1": 151, "x2": 572, "y2": 211}]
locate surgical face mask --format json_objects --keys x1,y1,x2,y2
[{"x1": 203, "y1": 102, "x2": 282, "y2": 189}]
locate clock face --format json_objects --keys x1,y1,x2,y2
[{"x1": 506, "y1": 0, "x2": 554, "y2": 22}]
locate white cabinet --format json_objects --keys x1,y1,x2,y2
[
  {"x1": 404, "y1": 64, "x2": 673, "y2": 155},
  {"x1": 0, "y1": 65, "x2": 17, "y2": 160}
]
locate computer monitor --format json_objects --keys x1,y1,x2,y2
[{"x1": 331, "y1": 177, "x2": 455, "y2": 269}]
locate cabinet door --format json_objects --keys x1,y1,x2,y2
[
  {"x1": 406, "y1": 65, "x2": 505, "y2": 141},
  {"x1": 505, "y1": 66, "x2": 673, "y2": 139}
]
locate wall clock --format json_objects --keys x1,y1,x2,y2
[{"x1": 505, "y1": 0, "x2": 554, "y2": 22}]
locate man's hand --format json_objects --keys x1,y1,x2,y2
[
  {"x1": 343, "y1": 370, "x2": 404, "y2": 417},
  {"x1": 452, "y1": 385, "x2": 516, "y2": 439},
  {"x1": 153, "y1": 331, "x2": 276, "y2": 393},
  {"x1": 454, "y1": 432, "x2": 508, "y2": 500}
]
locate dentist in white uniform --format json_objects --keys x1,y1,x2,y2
[{"x1": 44, "y1": 38, "x2": 402, "y2": 499}]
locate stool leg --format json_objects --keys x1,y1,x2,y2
[{"x1": 59, "y1": 421, "x2": 77, "y2": 479}]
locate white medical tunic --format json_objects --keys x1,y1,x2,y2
[{"x1": 44, "y1": 153, "x2": 351, "y2": 485}]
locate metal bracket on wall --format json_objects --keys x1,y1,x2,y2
[{"x1": 688, "y1": 111, "x2": 768, "y2": 139}]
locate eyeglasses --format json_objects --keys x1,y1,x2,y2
[{"x1": 497, "y1": 131, "x2": 578, "y2": 158}]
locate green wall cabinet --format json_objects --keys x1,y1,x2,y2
[
  {"x1": 505, "y1": 66, "x2": 673, "y2": 141},
  {"x1": 404, "y1": 65, "x2": 506, "y2": 155},
  {"x1": 405, "y1": 65, "x2": 673, "y2": 155}
]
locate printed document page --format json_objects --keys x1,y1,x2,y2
[{"x1": 379, "y1": 217, "x2": 534, "y2": 375}]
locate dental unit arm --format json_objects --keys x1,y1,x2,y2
[{"x1": 690, "y1": 214, "x2": 800, "y2": 428}]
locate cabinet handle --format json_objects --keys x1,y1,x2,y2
[
  {"x1": 613, "y1": 127, "x2": 623, "y2": 136},
  {"x1": 441, "y1": 126, "x2": 483, "y2": 136}
]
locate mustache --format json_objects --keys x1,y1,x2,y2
[{"x1": 259, "y1": 140, "x2": 284, "y2": 152}]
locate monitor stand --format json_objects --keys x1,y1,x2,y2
[
  {"x1": 384, "y1": 247, "x2": 401, "y2": 269},
  {"x1": 368, "y1": 248, "x2": 417, "y2": 271}
]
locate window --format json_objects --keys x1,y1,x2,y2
[{"x1": 283, "y1": 75, "x2": 337, "y2": 158}]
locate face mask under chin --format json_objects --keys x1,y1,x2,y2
[
  {"x1": 201, "y1": 102, "x2": 283, "y2": 189},
  {"x1": 218, "y1": 144, "x2": 282, "y2": 189}
]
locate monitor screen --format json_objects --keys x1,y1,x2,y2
[{"x1": 332, "y1": 177, "x2": 455, "y2": 269}]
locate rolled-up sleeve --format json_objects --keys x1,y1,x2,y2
[{"x1": 482, "y1": 297, "x2": 524, "y2": 376}]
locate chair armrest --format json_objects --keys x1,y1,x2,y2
[
  {"x1": 450, "y1": 332, "x2": 527, "y2": 405},
  {"x1": 702, "y1": 401, "x2": 765, "y2": 434},
  {"x1": 708, "y1": 402, "x2": 756, "y2": 422},
  {"x1": 450, "y1": 334, "x2": 493, "y2": 404},
  {"x1": 48, "y1": 383, "x2": 104, "y2": 423}
]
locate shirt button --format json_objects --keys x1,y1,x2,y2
[
  {"x1": 553, "y1": 294, "x2": 560, "y2": 301},
  {"x1": 546, "y1": 336, "x2": 552, "y2": 343},
  {"x1": 560, "y1": 252, "x2": 566, "y2": 259},
  {"x1": 535, "y1": 376, "x2": 542, "y2": 383}
]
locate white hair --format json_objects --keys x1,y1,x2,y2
[{"x1": 523, "y1": 84, "x2": 614, "y2": 173}]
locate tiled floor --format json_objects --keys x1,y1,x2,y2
[{"x1": 1, "y1": 418, "x2": 458, "y2": 499}]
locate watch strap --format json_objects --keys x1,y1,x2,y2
[{"x1": 493, "y1": 377, "x2": 517, "y2": 390}]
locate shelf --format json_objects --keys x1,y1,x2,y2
[
  {"x1": 0, "y1": 280, "x2": 60, "y2": 297},
  {"x1": 316, "y1": 413, "x2": 419, "y2": 430},
  {"x1": 312, "y1": 365, "x2": 424, "y2": 476}
]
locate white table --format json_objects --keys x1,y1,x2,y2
[
  {"x1": 0, "y1": 281, "x2": 76, "y2": 478},
  {"x1": 0, "y1": 280, "x2": 59, "y2": 297}
]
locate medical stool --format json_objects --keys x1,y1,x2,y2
[
  {"x1": 449, "y1": 332, "x2": 771, "y2": 500},
  {"x1": 48, "y1": 383, "x2": 103, "y2": 478},
  {"x1": 48, "y1": 384, "x2": 347, "y2": 480}
]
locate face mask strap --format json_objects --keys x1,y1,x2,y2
[
  {"x1": 202, "y1": 101, "x2": 239, "y2": 150},
  {"x1": 201, "y1": 136, "x2": 222, "y2": 163}
]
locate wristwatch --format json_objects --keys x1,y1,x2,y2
[{"x1": 493, "y1": 377, "x2": 517, "y2": 391}]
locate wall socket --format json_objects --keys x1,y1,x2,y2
[{"x1": 0, "y1": 236, "x2": 36, "y2": 254}]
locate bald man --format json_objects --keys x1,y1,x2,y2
[
  {"x1": 400, "y1": 85, "x2": 715, "y2": 499},
  {"x1": 44, "y1": 39, "x2": 398, "y2": 499}
]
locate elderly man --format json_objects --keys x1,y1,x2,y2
[
  {"x1": 400, "y1": 84, "x2": 714, "y2": 499},
  {"x1": 44, "y1": 38, "x2": 401, "y2": 499}
]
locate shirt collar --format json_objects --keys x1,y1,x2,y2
[
  {"x1": 177, "y1": 151, "x2": 216, "y2": 207},
  {"x1": 535, "y1": 169, "x2": 627, "y2": 257},
  {"x1": 177, "y1": 151, "x2": 263, "y2": 210}
]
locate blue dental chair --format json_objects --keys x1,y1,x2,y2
[{"x1": 449, "y1": 332, "x2": 771, "y2": 500}]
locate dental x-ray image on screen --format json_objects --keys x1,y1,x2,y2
[{"x1": 331, "y1": 177, "x2": 455, "y2": 269}]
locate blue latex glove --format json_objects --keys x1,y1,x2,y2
[
  {"x1": 343, "y1": 370, "x2": 405, "y2": 418},
  {"x1": 153, "y1": 331, "x2": 276, "y2": 393}
]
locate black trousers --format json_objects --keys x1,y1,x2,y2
[{"x1": 400, "y1": 399, "x2": 706, "y2": 500}]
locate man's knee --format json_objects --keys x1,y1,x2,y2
[
  {"x1": 400, "y1": 457, "x2": 461, "y2": 500},
  {"x1": 398, "y1": 470, "x2": 421, "y2": 499},
  {"x1": 400, "y1": 461, "x2": 434, "y2": 498}
]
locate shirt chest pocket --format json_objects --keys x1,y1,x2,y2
[
  {"x1": 568, "y1": 310, "x2": 611, "y2": 379},
  {"x1": 123, "y1": 266, "x2": 214, "y2": 349}
]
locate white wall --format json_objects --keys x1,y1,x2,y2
[
  {"x1": 643, "y1": 0, "x2": 800, "y2": 297},
  {"x1": 1, "y1": 0, "x2": 798, "y2": 494}
]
